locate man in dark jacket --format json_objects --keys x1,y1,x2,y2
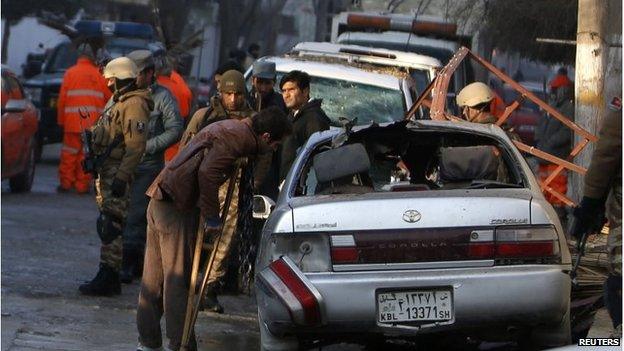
[
  {"x1": 248, "y1": 61, "x2": 287, "y2": 113},
  {"x1": 279, "y1": 70, "x2": 331, "y2": 180},
  {"x1": 120, "y1": 50, "x2": 184, "y2": 284},
  {"x1": 137, "y1": 109, "x2": 292, "y2": 351},
  {"x1": 535, "y1": 84, "x2": 573, "y2": 218},
  {"x1": 180, "y1": 70, "x2": 259, "y2": 313},
  {"x1": 249, "y1": 61, "x2": 287, "y2": 200},
  {"x1": 572, "y1": 105, "x2": 622, "y2": 337}
]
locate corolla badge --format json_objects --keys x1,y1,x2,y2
[{"x1": 402, "y1": 210, "x2": 421, "y2": 223}]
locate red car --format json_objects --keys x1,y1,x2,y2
[{"x1": 2, "y1": 66, "x2": 38, "y2": 192}]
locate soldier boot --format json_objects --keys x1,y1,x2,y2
[
  {"x1": 201, "y1": 287, "x2": 224, "y2": 314},
  {"x1": 79, "y1": 263, "x2": 121, "y2": 296}
]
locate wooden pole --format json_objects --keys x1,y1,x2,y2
[{"x1": 570, "y1": 0, "x2": 609, "y2": 203}]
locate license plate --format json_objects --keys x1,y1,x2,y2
[{"x1": 377, "y1": 290, "x2": 452, "y2": 323}]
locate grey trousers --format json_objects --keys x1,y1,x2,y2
[{"x1": 137, "y1": 199, "x2": 199, "y2": 351}]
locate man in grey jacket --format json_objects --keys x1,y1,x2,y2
[{"x1": 121, "y1": 50, "x2": 184, "y2": 283}]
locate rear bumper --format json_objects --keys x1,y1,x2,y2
[{"x1": 257, "y1": 264, "x2": 570, "y2": 337}]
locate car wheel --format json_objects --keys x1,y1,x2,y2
[
  {"x1": 9, "y1": 140, "x2": 36, "y2": 193},
  {"x1": 259, "y1": 313, "x2": 298, "y2": 351}
]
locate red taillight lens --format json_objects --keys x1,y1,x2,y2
[
  {"x1": 269, "y1": 258, "x2": 321, "y2": 325},
  {"x1": 496, "y1": 242, "x2": 555, "y2": 257},
  {"x1": 468, "y1": 242, "x2": 495, "y2": 258},
  {"x1": 331, "y1": 247, "x2": 359, "y2": 263}
]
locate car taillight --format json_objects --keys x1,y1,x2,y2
[
  {"x1": 468, "y1": 229, "x2": 495, "y2": 259},
  {"x1": 495, "y1": 226, "x2": 560, "y2": 259},
  {"x1": 330, "y1": 235, "x2": 359, "y2": 264},
  {"x1": 468, "y1": 226, "x2": 560, "y2": 263},
  {"x1": 259, "y1": 256, "x2": 325, "y2": 326},
  {"x1": 269, "y1": 234, "x2": 331, "y2": 272}
]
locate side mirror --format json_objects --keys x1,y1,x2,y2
[
  {"x1": 253, "y1": 195, "x2": 276, "y2": 220},
  {"x1": 3, "y1": 99, "x2": 27, "y2": 114}
]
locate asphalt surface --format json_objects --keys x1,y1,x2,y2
[{"x1": 0, "y1": 144, "x2": 614, "y2": 351}]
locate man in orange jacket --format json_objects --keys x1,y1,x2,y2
[
  {"x1": 156, "y1": 56, "x2": 192, "y2": 161},
  {"x1": 57, "y1": 43, "x2": 111, "y2": 193},
  {"x1": 169, "y1": 56, "x2": 193, "y2": 112}
]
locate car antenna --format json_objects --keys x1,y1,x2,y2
[{"x1": 404, "y1": 2, "x2": 424, "y2": 53}]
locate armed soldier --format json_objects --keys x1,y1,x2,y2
[
  {"x1": 137, "y1": 108, "x2": 292, "y2": 351},
  {"x1": 181, "y1": 70, "x2": 260, "y2": 313},
  {"x1": 120, "y1": 50, "x2": 184, "y2": 284},
  {"x1": 79, "y1": 57, "x2": 153, "y2": 296}
]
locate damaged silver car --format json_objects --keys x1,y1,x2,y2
[{"x1": 254, "y1": 120, "x2": 572, "y2": 350}]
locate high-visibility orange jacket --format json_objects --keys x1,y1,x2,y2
[
  {"x1": 171, "y1": 70, "x2": 192, "y2": 113},
  {"x1": 57, "y1": 58, "x2": 111, "y2": 133},
  {"x1": 158, "y1": 74, "x2": 190, "y2": 118}
]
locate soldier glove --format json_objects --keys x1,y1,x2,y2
[
  {"x1": 571, "y1": 196, "x2": 606, "y2": 241},
  {"x1": 111, "y1": 178, "x2": 127, "y2": 198}
]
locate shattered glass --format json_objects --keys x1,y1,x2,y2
[{"x1": 308, "y1": 76, "x2": 405, "y2": 126}]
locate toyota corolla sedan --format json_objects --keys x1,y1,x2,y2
[{"x1": 254, "y1": 120, "x2": 571, "y2": 350}]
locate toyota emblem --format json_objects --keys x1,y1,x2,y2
[{"x1": 402, "y1": 210, "x2": 421, "y2": 223}]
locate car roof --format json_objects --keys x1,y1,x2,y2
[
  {"x1": 258, "y1": 56, "x2": 404, "y2": 90},
  {"x1": 305, "y1": 119, "x2": 512, "y2": 148},
  {"x1": 336, "y1": 31, "x2": 459, "y2": 52},
  {"x1": 291, "y1": 41, "x2": 442, "y2": 69}
]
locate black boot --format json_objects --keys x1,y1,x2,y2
[
  {"x1": 120, "y1": 247, "x2": 138, "y2": 284},
  {"x1": 79, "y1": 264, "x2": 121, "y2": 296},
  {"x1": 202, "y1": 287, "x2": 224, "y2": 314}
]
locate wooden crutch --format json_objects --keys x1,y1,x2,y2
[{"x1": 180, "y1": 164, "x2": 241, "y2": 351}]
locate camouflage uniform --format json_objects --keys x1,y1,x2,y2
[
  {"x1": 93, "y1": 89, "x2": 153, "y2": 271},
  {"x1": 182, "y1": 96, "x2": 254, "y2": 289}
]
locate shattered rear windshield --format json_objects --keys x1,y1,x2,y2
[
  {"x1": 293, "y1": 124, "x2": 525, "y2": 197},
  {"x1": 277, "y1": 73, "x2": 405, "y2": 126}
]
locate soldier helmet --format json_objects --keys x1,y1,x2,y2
[
  {"x1": 219, "y1": 70, "x2": 246, "y2": 94},
  {"x1": 103, "y1": 57, "x2": 139, "y2": 80},
  {"x1": 456, "y1": 82, "x2": 494, "y2": 108}
]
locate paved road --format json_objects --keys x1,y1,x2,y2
[
  {"x1": 0, "y1": 144, "x2": 614, "y2": 351},
  {"x1": 1, "y1": 145, "x2": 259, "y2": 351}
]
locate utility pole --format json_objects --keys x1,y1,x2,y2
[{"x1": 569, "y1": 0, "x2": 609, "y2": 203}]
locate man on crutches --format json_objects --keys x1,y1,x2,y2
[{"x1": 135, "y1": 107, "x2": 291, "y2": 351}]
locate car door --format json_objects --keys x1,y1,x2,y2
[{"x1": 1, "y1": 72, "x2": 25, "y2": 176}]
